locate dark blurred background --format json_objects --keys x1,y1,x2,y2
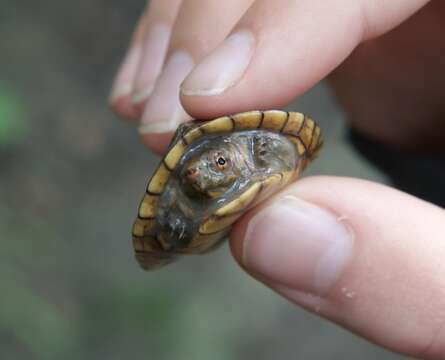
[{"x1": 0, "y1": 1, "x2": 407, "y2": 359}]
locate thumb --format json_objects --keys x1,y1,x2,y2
[
  {"x1": 230, "y1": 176, "x2": 445, "y2": 359},
  {"x1": 180, "y1": 0, "x2": 429, "y2": 119}
]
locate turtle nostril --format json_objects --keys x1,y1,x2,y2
[{"x1": 186, "y1": 167, "x2": 199, "y2": 182}]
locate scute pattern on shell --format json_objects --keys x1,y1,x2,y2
[{"x1": 132, "y1": 110, "x2": 322, "y2": 270}]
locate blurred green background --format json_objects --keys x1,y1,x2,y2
[{"x1": 0, "y1": 1, "x2": 407, "y2": 359}]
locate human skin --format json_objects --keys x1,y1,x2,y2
[{"x1": 110, "y1": 1, "x2": 445, "y2": 358}]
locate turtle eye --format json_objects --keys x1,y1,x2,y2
[{"x1": 214, "y1": 153, "x2": 229, "y2": 171}]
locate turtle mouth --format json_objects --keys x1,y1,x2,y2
[
  {"x1": 182, "y1": 166, "x2": 221, "y2": 198},
  {"x1": 185, "y1": 167, "x2": 200, "y2": 182},
  {"x1": 187, "y1": 169, "x2": 239, "y2": 198},
  {"x1": 189, "y1": 182, "x2": 224, "y2": 199}
]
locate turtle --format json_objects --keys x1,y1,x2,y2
[{"x1": 132, "y1": 110, "x2": 322, "y2": 270}]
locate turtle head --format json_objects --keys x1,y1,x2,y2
[{"x1": 182, "y1": 146, "x2": 239, "y2": 198}]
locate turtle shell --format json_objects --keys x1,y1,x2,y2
[{"x1": 132, "y1": 110, "x2": 322, "y2": 270}]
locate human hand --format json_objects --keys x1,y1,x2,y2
[
  {"x1": 109, "y1": 0, "x2": 445, "y2": 153},
  {"x1": 229, "y1": 176, "x2": 445, "y2": 359},
  {"x1": 110, "y1": 1, "x2": 445, "y2": 357}
]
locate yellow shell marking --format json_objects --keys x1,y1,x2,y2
[
  {"x1": 261, "y1": 173, "x2": 283, "y2": 191},
  {"x1": 282, "y1": 112, "x2": 304, "y2": 134},
  {"x1": 178, "y1": 111, "x2": 320, "y2": 156},
  {"x1": 261, "y1": 110, "x2": 288, "y2": 131},
  {"x1": 299, "y1": 117, "x2": 315, "y2": 149},
  {"x1": 286, "y1": 135, "x2": 307, "y2": 157},
  {"x1": 138, "y1": 194, "x2": 158, "y2": 219},
  {"x1": 310, "y1": 125, "x2": 322, "y2": 153},
  {"x1": 199, "y1": 212, "x2": 243, "y2": 235},
  {"x1": 183, "y1": 127, "x2": 203, "y2": 145},
  {"x1": 132, "y1": 219, "x2": 145, "y2": 237},
  {"x1": 214, "y1": 182, "x2": 261, "y2": 217},
  {"x1": 147, "y1": 163, "x2": 170, "y2": 194},
  {"x1": 248, "y1": 174, "x2": 282, "y2": 209},
  {"x1": 164, "y1": 139, "x2": 186, "y2": 170},
  {"x1": 281, "y1": 170, "x2": 295, "y2": 186},
  {"x1": 200, "y1": 116, "x2": 234, "y2": 133},
  {"x1": 132, "y1": 218, "x2": 155, "y2": 237},
  {"x1": 232, "y1": 111, "x2": 263, "y2": 129}
]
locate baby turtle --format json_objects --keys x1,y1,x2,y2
[{"x1": 132, "y1": 110, "x2": 322, "y2": 270}]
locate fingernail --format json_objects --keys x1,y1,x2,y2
[
  {"x1": 131, "y1": 24, "x2": 171, "y2": 105},
  {"x1": 180, "y1": 30, "x2": 255, "y2": 96},
  {"x1": 131, "y1": 85, "x2": 154, "y2": 105},
  {"x1": 272, "y1": 284, "x2": 326, "y2": 313},
  {"x1": 109, "y1": 44, "x2": 143, "y2": 103},
  {"x1": 242, "y1": 195, "x2": 354, "y2": 296},
  {"x1": 139, "y1": 51, "x2": 194, "y2": 134}
]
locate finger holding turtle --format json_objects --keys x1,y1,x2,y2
[
  {"x1": 112, "y1": 1, "x2": 445, "y2": 358},
  {"x1": 111, "y1": 0, "x2": 431, "y2": 153}
]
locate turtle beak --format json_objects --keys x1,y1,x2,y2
[
  {"x1": 185, "y1": 167, "x2": 200, "y2": 183},
  {"x1": 185, "y1": 166, "x2": 210, "y2": 196}
]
